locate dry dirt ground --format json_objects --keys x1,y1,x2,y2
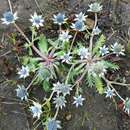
[{"x1": 0, "y1": 0, "x2": 130, "y2": 130}]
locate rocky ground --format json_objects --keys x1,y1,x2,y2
[{"x1": 0, "y1": 0, "x2": 130, "y2": 130}]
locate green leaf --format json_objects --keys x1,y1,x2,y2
[
  {"x1": 102, "y1": 61, "x2": 119, "y2": 70},
  {"x1": 86, "y1": 73, "x2": 95, "y2": 87},
  {"x1": 42, "y1": 80, "x2": 50, "y2": 92},
  {"x1": 94, "y1": 76, "x2": 104, "y2": 94},
  {"x1": 126, "y1": 41, "x2": 130, "y2": 55},
  {"x1": 38, "y1": 35, "x2": 48, "y2": 54},
  {"x1": 93, "y1": 34, "x2": 106, "y2": 56}
]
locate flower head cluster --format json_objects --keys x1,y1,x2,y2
[
  {"x1": 104, "y1": 87, "x2": 115, "y2": 98},
  {"x1": 30, "y1": 102, "x2": 42, "y2": 119},
  {"x1": 18, "y1": 66, "x2": 29, "y2": 79},
  {"x1": 1, "y1": 11, "x2": 18, "y2": 25},
  {"x1": 47, "y1": 118, "x2": 61, "y2": 130},
  {"x1": 73, "y1": 95, "x2": 85, "y2": 107},
  {"x1": 16, "y1": 85, "x2": 28, "y2": 100},
  {"x1": 89, "y1": 61, "x2": 107, "y2": 77},
  {"x1": 88, "y1": 2, "x2": 102, "y2": 13},
  {"x1": 30, "y1": 12, "x2": 44, "y2": 28},
  {"x1": 53, "y1": 13, "x2": 67, "y2": 25},
  {"x1": 52, "y1": 82, "x2": 72, "y2": 96},
  {"x1": 111, "y1": 42, "x2": 125, "y2": 56}
]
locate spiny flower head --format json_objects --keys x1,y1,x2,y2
[
  {"x1": 30, "y1": 12, "x2": 44, "y2": 28},
  {"x1": 100, "y1": 45, "x2": 109, "y2": 56},
  {"x1": 15, "y1": 85, "x2": 28, "y2": 100},
  {"x1": 61, "y1": 52, "x2": 72, "y2": 64},
  {"x1": 123, "y1": 98, "x2": 130, "y2": 115},
  {"x1": 53, "y1": 13, "x2": 67, "y2": 25},
  {"x1": 30, "y1": 101, "x2": 42, "y2": 119},
  {"x1": 111, "y1": 42, "x2": 125, "y2": 56},
  {"x1": 71, "y1": 20, "x2": 86, "y2": 32},
  {"x1": 93, "y1": 26, "x2": 101, "y2": 35},
  {"x1": 88, "y1": 2, "x2": 102, "y2": 13},
  {"x1": 18, "y1": 66, "x2": 29, "y2": 79},
  {"x1": 78, "y1": 47, "x2": 90, "y2": 60},
  {"x1": 74, "y1": 12, "x2": 87, "y2": 22},
  {"x1": 73, "y1": 95, "x2": 85, "y2": 107},
  {"x1": 1, "y1": 11, "x2": 18, "y2": 25},
  {"x1": 59, "y1": 30, "x2": 72, "y2": 43},
  {"x1": 104, "y1": 87, "x2": 115, "y2": 98},
  {"x1": 47, "y1": 118, "x2": 61, "y2": 130},
  {"x1": 53, "y1": 96, "x2": 66, "y2": 109},
  {"x1": 52, "y1": 82, "x2": 72, "y2": 96}
]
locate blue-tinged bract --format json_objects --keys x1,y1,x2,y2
[
  {"x1": 16, "y1": 85, "x2": 28, "y2": 100},
  {"x1": 88, "y1": 2, "x2": 102, "y2": 13},
  {"x1": 71, "y1": 20, "x2": 86, "y2": 32},
  {"x1": 18, "y1": 66, "x2": 29, "y2": 79},
  {"x1": 73, "y1": 95, "x2": 85, "y2": 107},
  {"x1": 53, "y1": 96, "x2": 66, "y2": 109},
  {"x1": 53, "y1": 13, "x2": 67, "y2": 25},
  {"x1": 30, "y1": 12, "x2": 44, "y2": 28},
  {"x1": 47, "y1": 118, "x2": 61, "y2": 130},
  {"x1": 30, "y1": 102, "x2": 42, "y2": 119},
  {"x1": 104, "y1": 87, "x2": 115, "y2": 98},
  {"x1": 1, "y1": 11, "x2": 18, "y2": 25}
]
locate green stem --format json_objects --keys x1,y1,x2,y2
[{"x1": 65, "y1": 63, "x2": 76, "y2": 84}]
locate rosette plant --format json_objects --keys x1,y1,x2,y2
[{"x1": 2, "y1": 1, "x2": 130, "y2": 130}]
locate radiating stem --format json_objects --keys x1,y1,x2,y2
[
  {"x1": 89, "y1": 13, "x2": 98, "y2": 54},
  {"x1": 102, "y1": 76, "x2": 125, "y2": 102},
  {"x1": 14, "y1": 23, "x2": 47, "y2": 60},
  {"x1": 70, "y1": 31, "x2": 78, "y2": 52},
  {"x1": 42, "y1": 91, "x2": 55, "y2": 106},
  {"x1": 54, "y1": 107, "x2": 59, "y2": 119},
  {"x1": 65, "y1": 63, "x2": 76, "y2": 84},
  {"x1": 26, "y1": 75, "x2": 38, "y2": 90},
  {"x1": 7, "y1": 0, "x2": 13, "y2": 13}
]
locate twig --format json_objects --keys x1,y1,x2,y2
[
  {"x1": 69, "y1": 31, "x2": 78, "y2": 52},
  {"x1": 54, "y1": 107, "x2": 59, "y2": 119},
  {"x1": 7, "y1": 0, "x2": 13, "y2": 12},
  {"x1": 42, "y1": 91, "x2": 55, "y2": 106},
  {"x1": 14, "y1": 23, "x2": 47, "y2": 60},
  {"x1": 26, "y1": 75, "x2": 38, "y2": 90},
  {"x1": 89, "y1": 13, "x2": 98, "y2": 54},
  {"x1": 0, "y1": 50, "x2": 11, "y2": 58},
  {"x1": 34, "y1": 0, "x2": 44, "y2": 15},
  {"x1": 102, "y1": 76, "x2": 125, "y2": 102}
]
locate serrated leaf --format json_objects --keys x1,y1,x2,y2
[
  {"x1": 42, "y1": 80, "x2": 50, "y2": 92},
  {"x1": 102, "y1": 61, "x2": 119, "y2": 70},
  {"x1": 93, "y1": 34, "x2": 106, "y2": 56},
  {"x1": 94, "y1": 76, "x2": 104, "y2": 94},
  {"x1": 38, "y1": 35, "x2": 48, "y2": 54}
]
